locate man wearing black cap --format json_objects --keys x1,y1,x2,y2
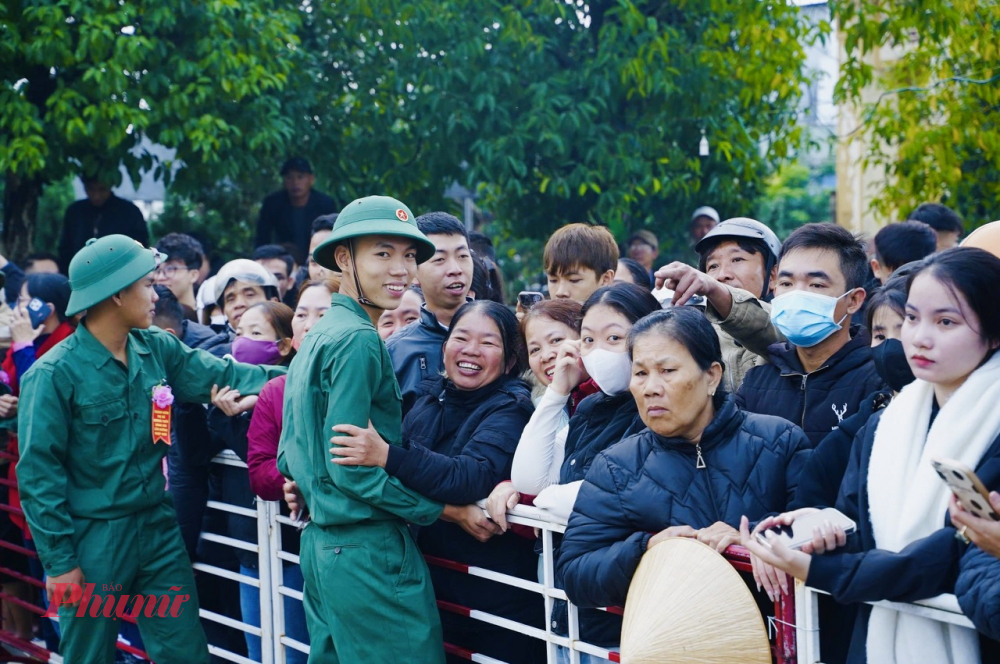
[{"x1": 254, "y1": 157, "x2": 337, "y2": 258}]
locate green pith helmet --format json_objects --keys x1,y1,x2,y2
[
  {"x1": 312, "y1": 195, "x2": 436, "y2": 270},
  {"x1": 66, "y1": 235, "x2": 161, "y2": 316}
]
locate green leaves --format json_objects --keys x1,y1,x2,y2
[
  {"x1": 832, "y1": 0, "x2": 1000, "y2": 226},
  {"x1": 0, "y1": 0, "x2": 300, "y2": 189}
]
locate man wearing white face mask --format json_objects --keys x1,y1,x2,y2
[{"x1": 735, "y1": 223, "x2": 885, "y2": 446}]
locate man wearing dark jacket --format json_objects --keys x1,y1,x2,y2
[
  {"x1": 736, "y1": 223, "x2": 883, "y2": 664},
  {"x1": 736, "y1": 223, "x2": 885, "y2": 446},
  {"x1": 387, "y1": 212, "x2": 473, "y2": 415},
  {"x1": 254, "y1": 157, "x2": 337, "y2": 258},
  {"x1": 58, "y1": 179, "x2": 148, "y2": 272}
]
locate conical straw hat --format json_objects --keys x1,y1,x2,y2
[{"x1": 620, "y1": 538, "x2": 771, "y2": 663}]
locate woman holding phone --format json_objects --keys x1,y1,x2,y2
[{"x1": 742, "y1": 247, "x2": 1000, "y2": 663}]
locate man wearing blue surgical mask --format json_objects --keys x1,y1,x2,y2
[{"x1": 735, "y1": 223, "x2": 885, "y2": 446}]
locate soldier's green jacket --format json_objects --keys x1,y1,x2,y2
[
  {"x1": 16, "y1": 323, "x2": 285, "y2": 577},
  {"x1": 277, "y1": 294, "x2": 443, "y2": 527}
]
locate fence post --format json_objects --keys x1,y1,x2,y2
[
  {"x1": 795, "y1": 581, "x2": 820, "y2": 663},
  {"x1": 267, "y1": 501, "x2": 288, "y2": 664},
  {"x1": 256, "y1": 498, "x2": 276, "y2": 664}
]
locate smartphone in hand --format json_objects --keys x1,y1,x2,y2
[
  {"x1": 756, "y1": 508, "x2": 857, "y2": 550},
  {"x1": 932, "y1": 457, "x2": 1000, "y2": 522},
  {"x1": 27, "y1": 298, "x2": 53, "y2": 328},
  {"x1": 517, "y1": 291, "x2": 544, "y2": 310}
]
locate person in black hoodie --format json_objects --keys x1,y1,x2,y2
[
  {"x1": 329, "y1": 300, "x2": 540, "y2": 663},
  {"x1": 742, "y1": 248, "x2": 1000, "y2": 663},
  {"x1": 736, "y1": 223, "x2": 885, "y2": 446},
  {"x1": 556, "y1": 308, "x2": 811, "y2": 646}
]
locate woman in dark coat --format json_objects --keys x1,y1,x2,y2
[
  {"x1": 329, "y1": 300, "x2": 542, "y2": 663},
  {"x1": 556, "y1": 307, "x2": 810, "y2": 629},
  {"x1": 743, "y1": 248, "x2": 1000, "y2": 663}
]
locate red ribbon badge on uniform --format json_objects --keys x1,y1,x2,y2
[{"x1": 151, "y1": 383, "x2": 174, "y2": 445}]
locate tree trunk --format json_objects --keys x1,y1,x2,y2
[{"x1": 2, "y1": 172, "x2": 43, "y2": 262}]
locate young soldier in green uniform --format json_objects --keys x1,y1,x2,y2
[
  {"x1": 277, "y1": 196, "x2": 448, "y2": 663},
  {"x1": 16, "y1": 235, "x2": 285, "y2": 663}
]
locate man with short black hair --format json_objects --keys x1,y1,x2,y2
[
  {"x1": 871, "y1": 221, "x2": 938, "y2": 284},
  {"x1": 252, "y1": 244, "x2": 296, "y2": 301},
  {"x1": 255, "y1": 157, "x2": 337, "y2": 258},
  {"x1": 306, "y1": 214, "x2": 337, "y2": 282},
  {"x1": 153, "y1": 285, "x2": 219, "y2": 350},
  {"x1": 908, "y1": 202, "x2": 964, "y2": 251},
  {"x1": 154, "y1": 233, "x2": 205, "y2": 312},
  {"x1": 24, "y1": 253, "x2": 60, "y2": 275},
  {"x1": 58, "y1": 178, "x2": 149, "y2": 272},
  {"x1": 736, "y1": 223, "x2": 884, "y2": 445},
  {"x1": 387, "y1": 212, "x2": 473, "y2": 414}
]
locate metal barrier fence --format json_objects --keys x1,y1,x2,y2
[
  {"x1": 0, "y1": 450, "x2": 277, "y2": 664},
  {"x1": 793, "y1": 583, "x2": 975, "y2": 663},
  {"x1": 264, "y1": 496, "x2": 797, "y2": 664},
  {"x1": 0, "y1": 447, "x2": 979, "y2": 664}
]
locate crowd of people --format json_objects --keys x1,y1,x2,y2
[{"x1": 0, "y1": 158, "x2": 998, "y2": 664}]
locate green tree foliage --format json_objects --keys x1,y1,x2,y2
[
  {"x1": 754, "y1": 159, "x2": 835, "y2": 239},
  {"x1": 832, "y1": 0, "x2": 1000, "y2": 228},
  {"x1": 3, "y1": 0, "x2": 816, "y2": 269},
  {"x1": 286, "y1": 0, "x2": 816, "y2": 255},
  {"x1": 0, "y1": 0, "x2": 299, "y2": 258}
]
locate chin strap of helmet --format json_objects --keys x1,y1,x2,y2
[
  {"x1": 761, "y1": 253, "x2": 776, "y2": 303},
  {"x1": 348, "y1": 239, "x2": 376, "y2": 307}
]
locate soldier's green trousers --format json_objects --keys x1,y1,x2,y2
[
  {"x1": 301, "y1": 519, "x2": 445, "y2": 664},
  {"x1": 56, "y1": 502, "x2": 208, "y2": 664}
]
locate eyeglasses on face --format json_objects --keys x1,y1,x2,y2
[{"x1": 155, "y1": 264, "x2": 192, "y2": 277}]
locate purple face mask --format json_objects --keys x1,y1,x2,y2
[{"x1": 232, "y1": 336, "x2": 283, "y2": 365}]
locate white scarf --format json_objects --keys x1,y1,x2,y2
[{"x1": 866, "y1": 352, "x2": 1000, "y2": 663}]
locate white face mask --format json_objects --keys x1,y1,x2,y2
[
  {"x1": 582, "y1": 348, "x2": 633, "y2": 395},
  {"x1": 210, "y1": 314, "x2": 228, "y2": 327}
]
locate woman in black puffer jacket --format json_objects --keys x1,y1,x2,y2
[{"x1": 557, "y1": 307, "x2": 811, "y2": 614}]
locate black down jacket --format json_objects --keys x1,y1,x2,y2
[
  {"x1": 392, "y1": 374, "x2": 545, "y2": 663},
  {"x1": 808, "y1": 410, "x2": 1000, "y2": 663},
  {"x1": 557, "y1": 395, "x2": 811, "y2": 610},
  {"x1": 736, "y1": 326, "x2": 885, "y2": 446},
  {"x1": 956, "y1": 545, "x2": 1000, "y2": 646}
]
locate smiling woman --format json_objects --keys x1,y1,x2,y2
[
  {"x1": 443, "y1": 301, "x2": 524, "y2": 390},
  {"x1": 330, "y1": 298, "x2": 542, "y2": 662}
]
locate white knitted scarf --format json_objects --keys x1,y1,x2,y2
[{"x1": 866, "y1": 353, "x2": 1000, "y2": 663}]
